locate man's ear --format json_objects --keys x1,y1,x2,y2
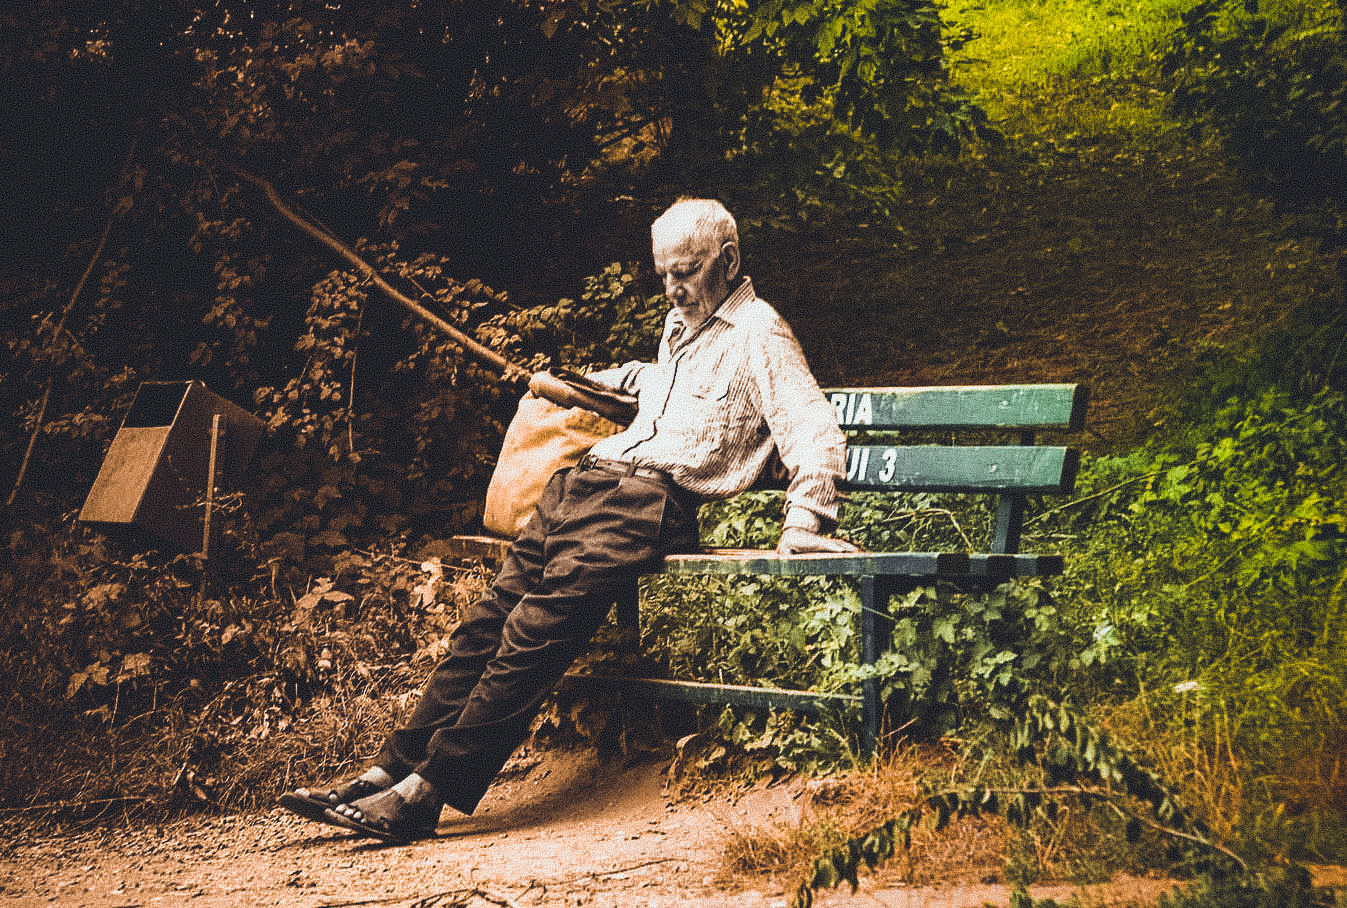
[{"x1": 721, "y1": 242, "x2": 741, "y2": 282}]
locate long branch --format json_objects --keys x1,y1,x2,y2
[
  {"x1": 231, "y1": 165, "x2": 528, "y2": 385},
  {"x1": 927, "y1": 785, "x2": 1249, "y2": 872}
]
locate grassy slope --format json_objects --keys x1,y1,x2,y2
[
  {"x1": 748, "y1": 0, "x2": 1347, "y2": 877},
  {"x1": 755, "y1": 0, "x2": 1339, "y2": 452}
]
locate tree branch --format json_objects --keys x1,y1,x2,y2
[{"x1": 230, "y1": 165, "x2": 529, "y2": 385}]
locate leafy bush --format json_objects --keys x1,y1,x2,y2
[
  {"x1": 630, "y1": 487, "x2": 1102, "y2": 765},
  {"x1": 0, "y1": 256, "x2": 657, "y2": 819},
  {"x1": 1164, "y1": 0, "x2": 1347, "y2": 209},
  {"x1": 1046, "y1": 387, "x2": 1347, "y2": 855},
  {"x1": 0, "y1": 500, "x2": 489, "y2": 815}
]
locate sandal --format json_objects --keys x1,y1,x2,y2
[
  {"x1": 278, "y1": 777, "x2": 386, "y2": 824},
  {"x1": 328, "y1": 794, "x2": 440, "y2": 844}
]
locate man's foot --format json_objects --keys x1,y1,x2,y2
[
  {"x1": 330, "y1": 786, "x2": 442, "y2": 844},
  {"x1": 277, "y1": 770, "x2": 393, "y2": 823}
]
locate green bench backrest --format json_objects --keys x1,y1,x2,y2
[
  {"x1": 820, "y1": 384, "x2": 1088, "y2": 554},
  {"x1": 825, "y1": 384, "x2": 1086, "y2": 431}
]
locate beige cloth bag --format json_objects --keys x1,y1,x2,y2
[{"x1": 482, "y1": 374, "x2": 633, "y2": 537}]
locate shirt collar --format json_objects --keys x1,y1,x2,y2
[{"x1": 714, "y1": 277, "x2": 755, "y2": 326}]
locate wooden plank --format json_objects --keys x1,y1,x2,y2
[
  {"x1": 560, "y1": 673, "x2": 860, "y2": 713},
  {"x1": 841, "y1": 444, "x2": 1079, "y2": 494},
  {"x1": 823, "y1": 385, "x2": 1087, "y2": 431},
  {"x1": 443, "y1": 542, "x2": 1067, "y2": 579},
  {"x1": 658, "y1": 550, "x2": 969, "y2": 577}
]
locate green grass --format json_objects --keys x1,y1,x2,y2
[
  {"x1": 940, "y1": 0, "x2": 1197, "y2": 148},
  {"x1": 941, "y1": 0, "x2": 1341, "y2": 136},
  {"x1": 942, "y1": 0, "x2": 1194, "y2": 82}
]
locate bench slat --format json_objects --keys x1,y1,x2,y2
[
  {"x1": 825, "y1": 384, "x2": 1087, "y2": 431},
  {"x1": 659, "y1": 550, "x2": 968, "y2": 577},
  {"x1": 444, "y1": 540, "x2": 1065, "y2": 580},
  {"x1": 842, "y1": 444, "x2": 1079, "y2": 494},
  {"x1": 559, "y1": 673, "x2": 860, "y2": 713},
  {"x1": 969, "y1": 553, "x2": 1065, "y2": 578}
]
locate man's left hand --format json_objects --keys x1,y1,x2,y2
[{"x1": 776, "y1": 527, "x2": 861, "y2": 555}]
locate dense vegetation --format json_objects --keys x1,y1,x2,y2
[{"x1": 2, "y1": 0, "x2": 1346, "y2": 904}]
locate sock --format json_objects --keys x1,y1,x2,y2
[
  {"x1": 360, "y1": 766, "x2": 396, "y2": 788},
  {"x1": 391, "y1": 773, "x2": 441, "y2": 809}
]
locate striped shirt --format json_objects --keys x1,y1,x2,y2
[{"x1": 587, "y1": 278, "x2": 846, "y2": 532}]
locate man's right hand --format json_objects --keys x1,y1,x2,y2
[{"x1": 776, "y1": 527, "x2": 860, "y2": 555}]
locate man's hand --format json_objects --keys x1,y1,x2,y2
[{"x1": 776, "y1": 527, "x2": 861, "y2": 555}]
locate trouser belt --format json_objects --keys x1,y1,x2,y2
[{"x1": 577, "y1": 455, "x2": 673, "y2": 483}]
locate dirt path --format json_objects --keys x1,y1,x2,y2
[
  {"x1": 2, "y1": 748, "x2": 781, "y2": 908},
  {"x1": 1, "y1": 745, "x2": 1186, "y2": 908}
]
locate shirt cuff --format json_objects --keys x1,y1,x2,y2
[
  {"x1": 586, "y1": 361, "x2": 644, "y2": 394},
  {"x1": 782, "y1": 508, "x2": 823, "y2": 534}
]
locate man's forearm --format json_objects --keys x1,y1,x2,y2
[{"x1": 585, "y1": 361, "x2": 648, "y2": 396}]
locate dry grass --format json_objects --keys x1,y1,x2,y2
[
  {"x1": 1096, "y1": 697, "x2": 1252, "y2": 849},
  {"x1": 1097, "y1": 694, "x2": 1347, "y2": 858},
  {"x1": 719, "y1": 741, "x2": 1012, "y2": 888}
]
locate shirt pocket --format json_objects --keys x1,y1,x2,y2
[{"x1": 685, "y1": 347, "x2": 733, "y2": 401}]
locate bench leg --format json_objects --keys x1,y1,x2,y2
[
  {"x1": 614, "y1": 588, "x2": 641, "y2": 653},
  {"x1": 860, "y1": 575, "x2": 897, "y2": 755}
]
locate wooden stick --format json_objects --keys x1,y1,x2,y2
[{"x1": 231, "y1": 165, "x2": 528, "y2": 385}]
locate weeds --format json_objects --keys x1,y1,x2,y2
[
  {"x1": 720, "y1": 742, "x2": 1011, "y2": 887},
  {"x1": 0, "y1": 519, "x2": 491, "y2": 825}
]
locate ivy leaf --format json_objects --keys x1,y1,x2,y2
[{"x1": 932, "y1": 616, "x2": 956, "y2": 643}]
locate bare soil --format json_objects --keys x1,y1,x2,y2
[{"x1": 0, "y1": 745, "x2": 1185, "y2": 908}]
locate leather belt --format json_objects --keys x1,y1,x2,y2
[{"x1": 577, "y1": 454, "x2": 672, "y2": 483}]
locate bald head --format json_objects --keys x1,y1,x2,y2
[{"x1": 651, "y1": 198, "x2": 739, "y2": 252}]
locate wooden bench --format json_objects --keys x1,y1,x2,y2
[{"x1": 453, "y1": 383, "x2": 1088, "y2": 751}]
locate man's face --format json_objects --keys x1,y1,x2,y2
[{"x1": 652, "y1": 231, "x2": 734, "y2": 330}]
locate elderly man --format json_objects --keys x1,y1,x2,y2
[{"x1": 280, "y1": 198, "x2": 856, "y2": 842}]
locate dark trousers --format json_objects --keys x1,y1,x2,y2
[{"x1": 376, "y1": 464, "x2": 701, "y2": 814}]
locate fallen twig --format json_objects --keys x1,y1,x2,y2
[
  {"x1": 0, "y1": 795, "x2": 141, "y2": 814},
  {"x1": 542, "y1": 857, "x2": 676, "y2": 887}
]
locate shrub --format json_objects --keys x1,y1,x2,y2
[{"x1": 1164, "y1": 0, "x2": 1347, "y2": 209}]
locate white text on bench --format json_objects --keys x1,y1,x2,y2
[{"x1": 831, "y1": 392, "x2": 873, "y2": 426}]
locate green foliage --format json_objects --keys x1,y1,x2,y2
[
  {"x1": 735, "y1": 0, "x2": 995, "y2": 216},
  {"x1": 941, "y1": 0, "x2": 1195, "y2": 148},
  {"x1": 735, "y1": 0, "x2": 987, "y2": 151},
  {"x1": 1025, "y1": 386, "x2": 1347, "y2": 865},
  {"x1": 1163, "y1": 0, "x2": 1347, "y2": 209},
  {"x1": 1058, "y1": 389, "x2": 1347, "y2": 774},
  {"x1": 540, "y1": 0, "x2": 993, "y2": 217},
  {"x1": 632, "y1": 488, "x2": 1100, "y2": 763},
  {"x1": 493, "y1": 262, "x2": 667, "y2": 371},
  {"x1": 854, "y1": 580, "x2": 1082, "y2": 731},
  {"x1": 1156, "y1": 864, "x2": 1338, "y2": 908},
  {"x1": 944, "y1": 0, "x2": 1195, "y2": 84}
]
